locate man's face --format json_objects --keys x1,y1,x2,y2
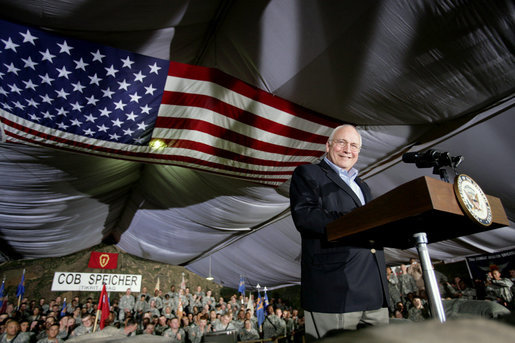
[
  {"x1": 82, "y1": 316, "x2": 92, "y2": 328},
  {"x1": 326, "y1": 126, "x2": 360, "y2": 171},
  {"x1": 47, "y1": 325, "x2": 59, "y2": 339},
  {"x1": 20, "y1": 322, "x2": 29, "y2": 332},
  {"x1": 6, "y1": 322, "x2": 19, "y2": 336}
]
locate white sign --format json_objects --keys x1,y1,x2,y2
[{"x1": 51, "y1": 272, "x2": 142, "y2": 292}]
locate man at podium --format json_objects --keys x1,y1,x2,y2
[{"x1": 290, "y1": 124, "x2": 390, "y2": 340}]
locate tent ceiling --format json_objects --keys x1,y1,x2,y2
[{"x1": 0, "y1": 0, "x2": 514, "y2": 290}]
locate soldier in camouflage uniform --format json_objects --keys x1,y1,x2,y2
[
  {"x1": 0, "y1": 320, "x2": 32, "y2": 343},
  {"x1": 163, "y1": 318, "x2": 185, "y2": 343},
  {"x1": 118, "y1": 288, "x2": 135, "y2": 321},
  {"x1": 238, "y1": 319, "x2": 260, "y2": 341},
  {"x1": 387, "y1": 266, "x2": 402, "y2": 314},
  {"x1": 263, "y1": 306, "x2": 286, "y2": 339},
  {"x1": 189, "y1": 316, "x2": 210, "y2": 343}
]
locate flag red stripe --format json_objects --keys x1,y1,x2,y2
[
  {"x1": 2, "y1": 118, "x2": 307, "y2": 167},
  {"x1": 155, "y1": 117, "x2": 324, "y2": 157},
  {"x1": 168, "y1": 62, "x2": 342, "y2": 128},
  {"x1": 1, "y1": 121, "x2": 303, "y2": 183},
  {"x1": 160, "y1": 91, "x2": 331, "y2": 144}
]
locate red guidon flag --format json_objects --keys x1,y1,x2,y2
[{"x1": 88, "y1": 252, "x2": 118, "y2": 269}]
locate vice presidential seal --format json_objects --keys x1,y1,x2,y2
[{"x1": 454, "y1": 174, "x2": 492, "y2": 226}]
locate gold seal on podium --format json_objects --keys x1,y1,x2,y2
[{"x1": 454, "y1": 174, "x2": 492, "y2": 226}]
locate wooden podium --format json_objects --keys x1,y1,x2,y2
[{"x1": 326, "y1": 176, "x2": 509, "y2": 322}]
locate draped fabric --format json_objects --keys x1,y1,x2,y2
[{"x1": 0, "y1": 0, "x2": 514, "y2": 289}]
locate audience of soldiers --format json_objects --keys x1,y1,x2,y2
[
  {"x1": 1, "y1": 261, "x2": 513, "y2": 342},
  {"x1": 387, "y1": 258, "x2": 514, "y2": 322},
  {"x1": 0, "y1": 283, "x2": 304, "y2": 343}
]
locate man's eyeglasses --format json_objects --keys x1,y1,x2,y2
[{"x1": 331, "y1": 139, "x2": 361, "y2": 152}]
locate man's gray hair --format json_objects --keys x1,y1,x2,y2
[{"x1": 327, "y1": 124, "x2": 362, "y2": 146}]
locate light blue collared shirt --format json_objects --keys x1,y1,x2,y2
[{"x1": 324, "y1": 157, "x2": 365, "y2": 205}]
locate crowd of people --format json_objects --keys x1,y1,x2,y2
[
  {"x1": 387, "y1": 258, "x2": 515, "y2": 322},
  {"x1": 0, "y1": 284, "x2": 304, "y2": 343},
  {"x1": 1, "y1": 261, "x2": 513, "y2": 342}
]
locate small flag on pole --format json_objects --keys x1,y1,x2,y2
[
  {"x1": 238, "y1": 275, "x2": 246, "y2": 294},
  {"x1": 264, "y1": 287, "x2": 269, "y2": 308},
  {"x1": 98, "y1": 284, "x2": 109, "y2": 330},
  {"x1": 256, "y1": 291, "x2": 265, "y2": 328},
  {"x1": 180, "y1": 272, "x2": 186, "y2": 290},
  {"x1": 60, "y1": 297, "x2": 67, "y2": 317},
  {"x1": 0, "y1": 278, "x2": 5, "y2": 308}
]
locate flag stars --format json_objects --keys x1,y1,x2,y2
[
  {"x1": 97, "y1": 124, "x2": 109, "y2": 132},
  {"x1": 39, "y1": 73, "x2": 55, "y2": 85},
  {"x1": 74, "y1": 58, "x2": 89, "y2": 71},
  {"x1": 21, "y1": 56, "x2": 38, "y2": 70},
  {"x1": 121, "y1": 56, "x2": 134, "y2": 68},
  {"x1": 85, "y1": 95, "x2": 99, "y2": 106},
  {"x1": 4, "y1": 63, "x2": 21, "y2": 75},
  {"x1": 123, "y1": 127, "x2": 135, "y2": 136},
  {"x1": 70, "y1": 118, "x2": 83, "y2": 126},
  {"x1": 71, "y1": 81, "x2": 86, "y2": 93},
  {"x1": 71, "y1": 101, "x2": 84, "y2": 111},
  {"x1": 26, "y1": 98, "x2": 39, "y2": 107},
  {"x1": 111, "y1": 118, "x2": 123, "y2": 127},
  {"x1": 40, "y1": 94, "x2": 53, "y2": 104},
  {"x1": 118, "y1": 79, "x2": 130, "y2": 91},
  {"x1": 40, "y1": 49, "x2": 56, "y2": 63},
  {"x1": 12, "y1": 100, "x2": 25, "y2": 110},
  {"x1": 144, "y1": 84, "x2": 156, "y2": 95},
  {"x1": 129, "y1": 92, "x2": 141, "y2": 103},
  {"x1": 84, "y1": 114, "x2": 97, "y2": 122},
  {"x1": 114, "y1": 100, "x2": 127, "y2": 110},
  {"x1": 133, "y1": 71, "x2": 146, "y2": 82},
  {"x1": 56, "y1": 122, "x2": 69, "y2": 130},
  {"x1": 101, "y1": 87, "x2": 115, "y2": 98},
  {"x1": 99, "y1": 107, "x2": 112, "y2": 117},
  {"x1": 57, "y1": 41, "x2": 74, "y2": 55},
  {"x1": 88, "y1": 73, "x2": 102, "y2": 86},
  {"x1": 137, "y1": 122, "x2": 148, "y2": 131},
  {"x1": 22, "y1": 79, "x2": 38, "y2": 91},
  {"x1": 105, "y1": 65, "x2": 119, "y2": 77},
  {"x1": 42, "y1": 111, "x2": 54, "y2": 119},
  {"x1": 91, "y1": 49, "x2": 106, "y2": 62},
  {"x1": 55, "y1": 88, "x2": 70, "y2": 99},
  {"x1": 28, "y1": 113, "x2": 40, "y2": 122},
  {"x1": 20, "y1": 30, "x2": 38, "y2": 45},
  {"x1": 2, "y1": 37, "x2": 19, "y2": 52},
  {"x1": 140, "y1": 104, "x2": 151, "y2": 115},
  {"x1": 83, "y1": 128, "x2": 95, "y2": 136},
  {"x1": 56, "y1": 66, "x2": 72, "y2": 79},
  {"x1": 56, "y1": 107, "x2": 69, "y2": 116},
  {"x1": 109, "y1": 133, "x2": 121, "y2": 140},
  {"x1": 1, "y1": 102, "x2": 13, "y2": 111},
  {"x1": 0, "y1": 87, "x2": 8, "y2": 96},
  {"x1": 8, "y1": 83, "x2": 22, "y2": 94},
  {"x1": 148, "y1": 62, "x2": 161, "y2": 74},
  {"x1": 125, "y1": 111, "x2": 137, "y2": 121}
]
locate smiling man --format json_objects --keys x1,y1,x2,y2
[{"x1": 290, "y1": 124, "x2": 389, "y2": 341}]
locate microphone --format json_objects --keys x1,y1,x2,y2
[{"x1": 402, "y1": 149, "x2": 463, "y2": 169}]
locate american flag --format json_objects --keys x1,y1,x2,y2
[{"x1": 0, "y1": 19, "x2": 340, "y2": 186}]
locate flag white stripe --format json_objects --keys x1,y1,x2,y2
[
  {"x1": 155, "y1": 104, "x2": 328, "y2": 152},
  {"x1": 164, "y1": 76, "x2": 336, "y2": 135}
]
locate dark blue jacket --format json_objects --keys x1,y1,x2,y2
[{"x1": 290, "y1": 159, "x2": 389, "y2": 313}]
